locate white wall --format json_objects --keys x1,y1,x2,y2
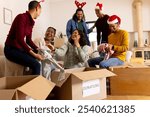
[
  {"x1": 0, "y1": 0, "x2": 51, "y2": 45},
  {"x1": 49, "y1": 0, "x2": 150, "y2": 34},
  {"x1": 1, "y1": 0, "x2": 150, "y2": 46}
]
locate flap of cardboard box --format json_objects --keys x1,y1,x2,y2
[
  {"x1": 51, "y1": 67, "x2": 87, "y2": 87},
  {"x1": 17, "y1": 75, "x2": 55, "y2": 100},
  {"x1": 0, "y1": 89, "x2": 16, "y2": 100},
  {"x1": 0, "y1": 75, "x2": 36, "y2": 89},
  {"x1": 51, "y1": 71, "x2": 71, "y2": 87},
  {"x1": 72, "y1": 69, "x2": 116, "y2": 81},
  {"x1": 54, "y1": 38, "x2": 65, "y2": 48}
]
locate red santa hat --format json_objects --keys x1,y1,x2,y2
[
  {"x1": 95, "y1": 3, "x2": 103, "y2": 11},
  {"x1": 75, "y1": 0, "x2": 86, "y2": 9},
  {"x1": 107, "y1": 15, "x2": 121, "y2": 25}
]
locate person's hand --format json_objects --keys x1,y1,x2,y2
[
  {"x1": 72, "y1": 35, "x2": 80, "y2": 48},
  {"x1": 35, "y1": 54, "x2": 45, "y2": 61},
  {"x1": 106, "y1": 44, "x2": 114, "y2": 52},
  {"x1": 90, "y1": 24, "x2": 95, "y2": 31},
  {"x1": 98, "y1": 43, "x2": 106, "y2": 52},
  {"x1": 46, "y1": 43, "x2": 55, "y2": 51},
  {"x1": 74, "y1": 40, "x2": 80, "y2": 48},
  {"x1": 36, "y1": 47, "x2": 42, "y2": 51}
]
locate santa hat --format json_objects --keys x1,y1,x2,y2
[
  {"x1": 75, "y1": 0, "x2": 86, "y2": 9},
  {"x1": 95, "y1": 3, "x2": 103, "y2": 11},
  {"x1": 107, "y1": 15, "x2": 121, "y2": 24}
]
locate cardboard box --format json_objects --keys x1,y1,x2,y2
[
  {"x1": 54, "y1": 38, "x2": 65, "y2": 48},
  {"x1": 110, "y1": 68, "x2": 150, "y2": 95},
  {"x1": 51, "y1": 67, "x2": 115, "y2": 100},
  {"x1": 0, "y1": 75, "x2": 55, "y2": 100}
]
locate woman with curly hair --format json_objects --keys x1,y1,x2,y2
[{"x1": 49, "y1": 29, "x2": 89, "y2": 69}]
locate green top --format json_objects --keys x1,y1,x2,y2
[{"x1": 78, "y1": 21, "x2": 84, "y2": 32}]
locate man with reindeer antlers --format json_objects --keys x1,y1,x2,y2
[{"x1": 66, "y1": 0, "x2": 94, "y2": 46}]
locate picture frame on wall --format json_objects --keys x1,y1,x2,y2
[{"x1": 3, "y1": 8, "x2": 12, "y2": 25}]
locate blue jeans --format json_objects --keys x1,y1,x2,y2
[
  {"x1": 4, "y1": 45, "x2": 41, "y2": 75},
  {"x1": 88, "y1": 57, "x2": 124, "y2": 68},
  {"x1": 99, "y1": 58, "x2": 124, "y2": 68}
]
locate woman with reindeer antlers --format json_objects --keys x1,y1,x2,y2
[{"x1": 66, "y1": 0, "x2": 94, "y2": 46}]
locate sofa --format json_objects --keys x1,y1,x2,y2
[{"x1": 0, "y1": 44, "x2": 24, "y2": 77}]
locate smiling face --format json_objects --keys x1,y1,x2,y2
[
  {"x1": 71, "y1": 30, "x2": 80, "y2": 42},
  {"x1": 45, "y1": 27, "x2": 56, "y2": 41},
  {"x1": 76, "y1": 11, "x2": 84, "y2": 21}
]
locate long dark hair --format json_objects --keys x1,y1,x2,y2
[
  {"x1": 69, "y1": 29, "x2": 87, "y2": 46},
  {"x1": 72, "y1": 8, "x2": 85, "y2": 21}
]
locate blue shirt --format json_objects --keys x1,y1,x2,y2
[{"x1": 66, "y1": 19, "x2": 92, "y2": 46}]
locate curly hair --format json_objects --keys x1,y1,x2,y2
[{"x1": 69, "y1": 29, "x2": 87, "y2": 46}]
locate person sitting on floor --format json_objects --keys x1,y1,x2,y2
[
  {"x1": 48, "y1": 29, "x2": 89, "y2": 69},
  {"x1": 35, "y1": 27, "x2": 64, "y2": 80}
]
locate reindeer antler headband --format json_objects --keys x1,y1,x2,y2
[
  {"x1": 75, "y1": 0, "x2": 86, "y2": 9},
  {"x1": 39, "y1": 0, "x2": 45, "y2": 3},
  {"x1": 37, "y1": 0, "x2": 45, "y2": 8}
]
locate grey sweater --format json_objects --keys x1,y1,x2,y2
[{"x1": 55, "y1": 42, "x2": 89, "y2": 69}]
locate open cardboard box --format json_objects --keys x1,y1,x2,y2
[
  {"x1": 51, "y1": 67, "x2": 115, "y2": 100},
  {"x1": 0, "y1": 75, "x2": 55, "y2": 100},
  {"x1": 54, "y1": 38, "x2": 65, "y2": 48}
]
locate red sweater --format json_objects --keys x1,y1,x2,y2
[{"x1": 5, "y1": 11, "x2": 38, "y2": 52}]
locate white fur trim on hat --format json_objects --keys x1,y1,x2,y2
[
  {"x1": 107, "y1": 18, "x2": 118, "y2": 24},
  {"x1": 95, "y1": 3, "x2": 103, "y2": 11},
  {"x1": 95, "y1": 6, "x2": 100, "y2": 10}
]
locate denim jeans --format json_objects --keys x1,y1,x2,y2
[
  {"x1": 99, "y1": 58, "x2": 124, "y2": 68},
  {"x1": 4, "y1": 45, "x2": 41, "y2": 75},
  {"x1": 88, "y1": 57, "x2": 104, "y2": 67},
  {"x1": 88, "y1": 57, "x2": 124, "y2": 68}
]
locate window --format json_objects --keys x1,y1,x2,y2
[{"x1": 86, "y1": 21, "x2": 97, "y2": 42}]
